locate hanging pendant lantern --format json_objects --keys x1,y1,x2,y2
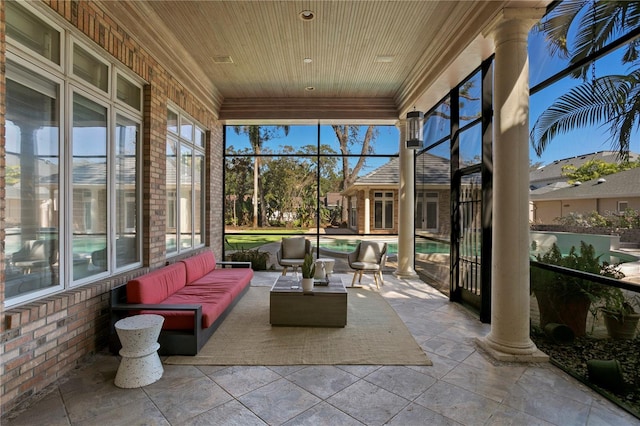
[{"x1": 406, "y1": 110, "x2": 424, "y2": 149}]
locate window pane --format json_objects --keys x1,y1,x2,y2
[
  {"x1": 72, "y1": 93, "x2": 107, "y2": 281},
  {"x1": 180, "y1": 118, "x2": 193, "y2": 141},
  {"x1": 459, "y1": 72, "x2": 481, "y2": 126},
  {"x1": 167, "y1": 109, "x2": 178, "y2": 134},
  {"x1": 180, "y1": 145, "x2": 193, "y2": 249},
  {"x1": 194, "y1": 152, "x2": 204, "y2": 246},
  {"x1": 384, "y1": 199, "x2": 393, "y2": 228},
  {"x1": 6, "y1": 2, "x2": 60, "y2": 65},
  {"x1": 166, "y1": 138, "x2": 178, "y2": 253},
  {"x1": 424, "y1": 98, "x2": 450, "y2": 144},
  {"x1": 115, "y1": 115, "x2": 140, "y2": 268},
  {"x1": 5, "y1": 65, "x2": 60, "y2": 299},
  {"x1": 73, "y1": 44, "x2": 108, "y2": 92},
  {"x1": 116, "y1": 75, "x2": 141, "y2": 110},
  {"x1": 459, "y1": 123, "x2": 482, "y2": 167},
  {"x1": 321, "y1": 124, "x2": 399, "y2": 156},
  {"x1": 374, "y1": 200, "x2": 383, "y2": 228},
  {"x1": 194, "y1": 127, "x2": 205, "y2": 148}
]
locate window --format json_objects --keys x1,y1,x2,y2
[
  {"x1": 5, "y1": 3, "x2": 143, "y2": 305},
  {"x1": 618, "y1": 201, "x2": 629, "y2": 214},
  {"x1": 374, "y1": 192, "x2": 394, "y2": 229},
  {"x1": 166, "y1": 107, "x2": 206, "y2": 255},
  {"x1": 416, "y1": 192, "x2": 439, "y2": 231}
]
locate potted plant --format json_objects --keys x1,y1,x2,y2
[
  {"x1": 530, "y1": 242, "x2": 617, "y2": 337},
  {"x1": 599, "y1": 288, "x2": 640, "y2": 340},
  {"x1": 301, "y1": 253, "x2": 315, "y2": 292},
  {"x1": 225, "y1": 238, "x2": 270, "y2": 270}
]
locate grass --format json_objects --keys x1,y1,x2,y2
[{"x1": 224, "y1": 230, "x2": 305, "y2": 251}]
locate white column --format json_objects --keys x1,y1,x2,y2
[
  {"x1": 395, "y1": 119, "x2": 418, "y2": 278},
  {"x1": 363, "y1": 190, "x2": 370, "y2": 234},
  {"x1": 476, "y1": 8, "x2": 548, "y2": 362}
]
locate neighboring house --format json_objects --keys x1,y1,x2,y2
[
  {"x1": 530, "y1": 167, "x2": 640, "y2": 224},
  {"x1": 342, "y1": 153, "x2": 451, "y2": 237},
  {"x1": 529, "y1": 150, "x2": 639, "y2": 190}
]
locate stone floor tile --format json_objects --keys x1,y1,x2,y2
[
  {"x1": 386, "y1": 402, "x2": 460, "y2": 426},
  {"x1": 363, "y1": 365, "x2": 437, "y2": 400},
  {"x1": 413, "y1": 381, "x2": 500, "y2": 425},
  {"x1": 144, "y1": 376, "x2": 233, "y2": 423},
  {"x1": 182, "y1": 399, "x2": 268, "y2": 426},
  {"x1": 283, "y1": 401, "x2": 364, "y2": 426},
  {"x1": 70, "y1": 398, "x2": 170, "y2": 426},
  {"x1": 440, "y1": 362, "x2": 522, "y2": 403},
  {"x1": 420, "y1": 335, "x2": 476, "y2": 362},
  {"x1": 586, "y1": 398, "x2": 640, "y2": 426},
  {"x1": 335, "y1": 365, "x2": 382, "y2": 378},
  {"x1": 484, "y1": 404, "x2": 555, "y2": 426},
  {"x1": 238, "y1": 378, "x2": 321, "y2": 425},
  {"x1": 501, "y1": 382, "x2": 591, "y2": 425},
  {"x1": 3, "y1": 390, "x2": 70, "y2": 426},
  {"x1": 209, "y1": 366, "x2": 282, "y2": 397},
  {"x1": 326, "y1": 379, "x2": 410, "y2": 425},
  {"x1": 408, "y1": 351, "x2": 459, "y2": 380},
  {"x1": 516, "y1": 366, "x2": 595, "y2": 405},
  {"x1": 285, "y1": 365, "x2": 360, "y2": 399}
]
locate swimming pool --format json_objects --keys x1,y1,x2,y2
[{"x1": 318, "y1": 238, "x2": 451, "y2": 255}]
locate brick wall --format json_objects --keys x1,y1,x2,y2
[{"x1": 1, "y1": 0, "x2": 222, "y2": 416}]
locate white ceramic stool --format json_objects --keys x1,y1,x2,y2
[
  {"x1": 314, "y1": 258, "x2": 335, "y2": 279},
  {"x1": 114, "y1": 314, "x2": 164, "y2": 388}
]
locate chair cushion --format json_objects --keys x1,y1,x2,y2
[
  {"x1": 181, "y1": 251, "x2": 216, "y2": 283},
  {"x1": 357, "y1": 241, "x2": 384, "y2": 263},
  {"x1": 282, "y1": 237, "x2": 306, "y2": 259}
]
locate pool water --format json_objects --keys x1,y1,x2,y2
[{"x1": 319, "y1": 239, "x2": 451, "y2": 255}]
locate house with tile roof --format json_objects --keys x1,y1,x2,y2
[
  {"x1": 342, "y1": 153, "x2": 451, "y2": 237},
  {"x1": 529, "y1": 151, "x2": 639, "y2": 190},
  {"x1": 530, "y1": 167, "x2": 640, "y2": 224}
]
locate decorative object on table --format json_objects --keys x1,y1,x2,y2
[{"x1": 301, "y1": 253, "x2": 315, "y2": 292}]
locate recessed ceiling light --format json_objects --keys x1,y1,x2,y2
[
  {"x1": 299, "y1": 10, "x2": 315, "y2": 21},
  {"x1": 305, "y1": 86, "x2": 315, "y2": 91},
  {"x1": 375, "y1": 55, "x2": 394, "y2": 63},
  {"x1": 212, "y1": 55, "x2": 233, "y2": 64},
  {"x1": 303, "y1": 58, "x2": 312, "y2": 64}
]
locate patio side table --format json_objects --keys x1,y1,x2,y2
[{"x1": 114, "y1": 314, "x2": 164, "y2": 388}]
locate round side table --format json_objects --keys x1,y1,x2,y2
[{"x1": 114, "y1": 314, "x2": 164, "y2": 388}]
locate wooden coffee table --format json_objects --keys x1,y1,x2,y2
[{"x1": 270, "y1": 275, "x2": 347, "y2": 327}]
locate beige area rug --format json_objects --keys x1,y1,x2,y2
[{"x1": 165, "y1": 286, "x2": 432, "y2": 366}]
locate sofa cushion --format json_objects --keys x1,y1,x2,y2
[
  {"x1": 160, "y1": 289, "x2": 232, "y2": 329},
  {"x1": 190, "y1": 268, "x2": 253, "y2": 299},
  {"x1": 127, "y1": 262, "x2": 187, "y2": 304},
  {"x1": 282, "y1": 237, "x2": 306, "y2": 259},
  {"x1": 357, "y1": 241, "x2": 385, "y2": 263},
  {"x1": 181, "y1": 251, "x2": 217, "y2": 283}
]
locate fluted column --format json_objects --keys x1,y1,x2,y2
[
  {"x1": 476, "y1": 8, "x2": 548, "y2": 361},
  {"x1": 395, "y1": 119, "x2": 418, "y2": 278}
]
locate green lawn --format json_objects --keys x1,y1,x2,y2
[{"x1": 224, "y1": 230, "x2": 305, "y2": 250}]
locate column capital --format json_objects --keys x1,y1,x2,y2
[{"x1": 483, "y1": 7, "x2": 545, "y2": 40}]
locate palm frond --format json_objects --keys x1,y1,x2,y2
[{"x1": 530, "y1": 75, "x2": 629, "y2": 156}]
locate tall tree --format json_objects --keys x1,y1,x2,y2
[
  {"x1": 233, "y1": 125, "x2": 289, "y2": 227},
  {"x1": 530, "y1": 0, "x2": 640, "y2": 161},
  {"x1": 332, "y1": 125, "x2": 376, "y2": 224}
]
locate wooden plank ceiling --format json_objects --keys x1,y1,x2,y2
[{"x1": 96, "y1": 1, "x2": 550, "y2": 122}]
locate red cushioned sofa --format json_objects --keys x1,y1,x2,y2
[{"x1": 110, "y1": 251, "x2": 253, "y2": 355}]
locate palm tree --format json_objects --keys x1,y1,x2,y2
[
  {"x1": 530, "y1": 0, "x2": 640, "y2": 162},
  {"x1": 233, "y1": 125, "x2": 289, "y2": 227}
]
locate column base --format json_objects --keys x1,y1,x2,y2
[
  {"x1": 393, "y1": 269, "x2": 418, "y2": 279},
  {"x1": 475, "y1": 336, "x2": 549, "y2": 363}
]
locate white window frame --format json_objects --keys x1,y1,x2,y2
[{"x1": 374, "y1": 191, "x2": 394, "y2": 230}]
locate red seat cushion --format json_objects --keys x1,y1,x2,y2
[
  {"x1": 158, "y1": 290, "x2": 232, "y2": 329},
  {"x1": 189, "y1": 268, "x2": 253, "y2": 299}
]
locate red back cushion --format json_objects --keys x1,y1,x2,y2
[
  {"x1": 127, "y1": 262, "x2": 187, "y2": 304},
  {"x1": 181, "y1": 251, "x2": 217, "y2": 283}
]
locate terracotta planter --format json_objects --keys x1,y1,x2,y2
[
  {"x1": 534, "y1": 289, "x2": 591, "y2": 337},
  {"x1": 602, "y1": 311, "x2": 640, "y2": 340}
]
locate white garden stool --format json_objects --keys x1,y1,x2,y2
[{"x1": 114, "y1": 314, "x2": 164, "y2": 388}]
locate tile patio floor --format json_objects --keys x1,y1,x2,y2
[{"x1": 3, "y1": 271, "x2": 639, "y2": 425}]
